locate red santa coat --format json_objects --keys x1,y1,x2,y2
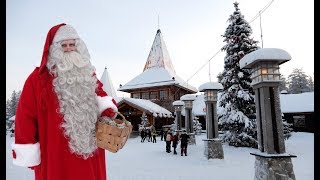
[{"x1": 11, "y1": 23, "x2": 117, "y2": 180}]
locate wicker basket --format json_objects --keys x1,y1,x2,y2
[{"x1": 96, "y1": 112, "x2": 133, "y2": 153}]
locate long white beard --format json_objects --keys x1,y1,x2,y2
[{"x1": 48, "y1": 49, "x2": 99, "y2": 159}]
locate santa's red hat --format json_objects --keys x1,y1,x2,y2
[{"x1": 39, "y1": 23, "x2": 80, "y2": 74}]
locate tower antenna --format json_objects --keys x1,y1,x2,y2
[{"x1": 158, "y1": 14, "x2": 160, "y2": 29}]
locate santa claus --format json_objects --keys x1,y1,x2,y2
[{"x1": 11, "y1": 23, "x2": 117, "y2": 180}]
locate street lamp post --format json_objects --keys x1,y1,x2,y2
[
  {"x1": 199, "y1": 82, "x2": 224, "y2": 159},
  {"x1": 240, "y1": 48, "x2": 296, "y2": 180},
  {"x1": 180, "y1": 94, "x2": 196, "y2": 145},
  {"x1": 173, "y1": 100, "x2": 184, "y2": 131}
]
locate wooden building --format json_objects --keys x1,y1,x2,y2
[
  {"x1": 117, "y1": 29, "x2": 197, "y2": 128},
  {"x1": 279, "y1": 92, "x2": 314, "y2": 132},
  {"x1": 117, "y1": 97, "x2": 173, "y2": 131}
]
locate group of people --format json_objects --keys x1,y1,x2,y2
[
  {"x1": 139, "y1": 127, "x2": 191, "y2": 156},
  {"x1": 140, "y1": 125, "x2": 157, "y2": 143},
  {"x1": 165, "y1": 130, "x2": 190, "y2": 156}
]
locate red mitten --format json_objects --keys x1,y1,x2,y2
[{"x1": 101, "y1": 108, "x2": 116, "y2": 118}]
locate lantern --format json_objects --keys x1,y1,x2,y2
[{"x1": 240, "y1": 48, "x2": 291, "y2": 86}]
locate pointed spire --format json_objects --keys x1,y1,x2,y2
[
  {"x1": 100, "y1": 67, "x2": 117, "y2": 97},
  {"x1": 143, "y1": 29, "x2": 176, "y2": 76}
]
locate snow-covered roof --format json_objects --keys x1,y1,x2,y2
[
  {"x1": 198, "y1": 82, "x2": 223, "y2": 92},
  {"x1": 143, "y1": 29, "x2": 176, "y2": 76},
  {"x1": 184, "y1": 92, "x2": 314, "y2": 116},
  {"x1": 240, "y1": 48, "x2": 291, "y2": 69},
  {"x1": 118, "y1": 68, "x2": 197, "y2": 92},
  {"x1": 117, "y1": 97, "x2": 173, "y2": 118},
  {"x1": 172, "y1": 100, "x2": 184, "y2": 106},
  {"x1": 118, "y1": 29, "x2": 197, "y2": 93},
  {"x1": 180, "y1": 94, "x2": 197, "y2": 101},
  {"x1": 190, "y1": 94, "x2": 206, "y2": 116},
  {"x1": 279, "y1": 92, "x2": 314, "y2": 113},
  {"x1": 99, "y1": 67, "x2": 117, "y2": 97}
]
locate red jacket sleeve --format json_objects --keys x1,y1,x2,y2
[
  {"x1": 12, "y1": 69, "x2": 41, "y2": 167},
  {"x1": 94, "y1": 74, "x2": 118, "y2": 118}
]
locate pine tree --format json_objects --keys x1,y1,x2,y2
[
  {"x1": 279, "y1": 75, "x2": 288, "y2": 92},
  {"x1": 307, "y1": 75, "x2": 314, "y2": 91},
  {"x1": 6, "y1": 90, "x2": 21, "y2": 118},
  {"x1": 217, "y1": 72, "x2": 223, "y2": 83},
  {"x1": 138, "y1": 112, "x2": 149, "y2": 131},
  {"x1": 6, "y1": 90, "x2": 21, "y2": 135},
  {"x1": 218, "y1": 2, "x2": 259, "y2": 148},
  {"x1": 288, "y1": 68, "x2": 311, "y2": 94},
  {"x1": 193, "y1": 117, "x2": 202, "y2": 135},
  {"x1": 282, "y1": 115, "x2": 293, "y2": 140}
]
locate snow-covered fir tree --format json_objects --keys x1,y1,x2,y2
[
  {"x1": 193, "y1": 117, "x2": 202, "y2": 135},
  {"x1": 307, "y1": 75, "x2": 314, "y2": 91},
  {"x1": 288, "y1": 68, "x2": 311, "y2": 94},
  {"x1": 282, "y1": 114, "x2": 293, "y2": 140},
  {"x1": 279, "y1": 75, "x2": 288, "y2": 92},
  {"x1": 6, "y1": 90, "x2": 21, "y2": 119},
  {"x1": 218, "y1": 2, "x2": 259, "y2": 148},
  {"x1": 138, "y1": 112, "x2": 149, "y2": 131},
  {"x1": 170, "y1": 115, "x2": 177, "y2": 131},
  {"x1": 6, "y1": 90, "x2": 21, "y2": 135}
]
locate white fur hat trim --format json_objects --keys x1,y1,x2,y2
[{"x1": 53, "y1": 24, "x2": 80, "y2": 43}]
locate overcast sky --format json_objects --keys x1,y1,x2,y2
[{"x1": 6, "y1": 0, "x2": 314, "y2": 100}]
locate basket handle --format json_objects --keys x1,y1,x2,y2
[{"x1": 114, "y1": 111, "x2": 127, "y2": 122}]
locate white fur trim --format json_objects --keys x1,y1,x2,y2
[
  {"x1": 53, "y1": 25, "x2": 80, "y2": 43},
  {"x1": 11, "y1": 142, "x2": 41, "y2": 167},
  {"x1": 96, "y1": 96, "x2": 118, "y2": 115}
]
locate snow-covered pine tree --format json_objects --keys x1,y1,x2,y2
[
  {"x1": 288, "y1": 68, "x2": 311, "y2": 94},
  {"x1": 6, "y1": 90, "x2": 20, "y2": 119},
  {"x1": 218, "y1": 2, "x2": 259, "y2": 148},
  {"x1": 138, "y1": 112, "x2": 149, "y2": 131},
  {"x1": 193, "y1": 117, "x2": 202, "y2": 135},
  {"x1": 6, "y1": 90, "x2": 21, "y2": 135},
  {"x1": 307, "y1": 75, "x2": 314, "y2": 91},
  {"x1": 282, "y1": 114, "x2": 293, "y2": 140},
  {"x1": 279, "y1": 75, "x2": 288, "y2": 92}
]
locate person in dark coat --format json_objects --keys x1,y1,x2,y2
[
  {"x1": 180, "y1": 130, "x2": 190, "y2": 156},
  {"x1": 159, "y1": 129, "x2": 164, "y2": 141},
  {"x1": 146, "y1": 129, "x2": 152, "y2": 142},
  {"x1": 172, "y1": 131, "x2": 180, "y2": 155},
  {"x1": 140, "y1": 128, "x2": 146, "y2": 143}
]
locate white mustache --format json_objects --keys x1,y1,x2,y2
[{"x1": 57, "y1": 51, "x2": 90, "y2": 72}]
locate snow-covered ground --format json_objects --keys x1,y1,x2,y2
[{"x1": 6, "y1": 132, "x2": 314, "y2": 180}]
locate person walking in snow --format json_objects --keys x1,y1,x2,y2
[
  {"x1": 140, "y1": 128, "x2": 146, "y2": 143},
  {"x1": 165, "y1": 130, "x2": 173, "y2": 153},
  {"x1": 151, "y1": 126, "x2": 157, "y2": 143},
  {"x1": 11, "y1": 23, "x2": 118, "y2": 180},
  {"x1": 180, "y1": 130, "x2": 190, "y2": 156},
  {"x1": 159, "y1": 129, "x2": 164, "y2": 141},
  {"x1": 146, "y1": 128, "x2": 152, "y2": 142},
  {"x1": 172, "y1": 131, "x2": 180, "y2": 155}
]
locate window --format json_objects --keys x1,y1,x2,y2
[
  {"x1": 141, "y1": 92, "x2": 149, "y2": 99},
  {"x1": 293, "y1": 115, "x2": 305, "y2": 128},
  {"x1": 132, "y1": 93, "x2": 140, "y2": 99},
  {"x1": 159, "y1": 90, "x2": 168, "y2": 100},
  {"x1": 150, "y1": 91, "x2": 158, "y2": 99}
]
